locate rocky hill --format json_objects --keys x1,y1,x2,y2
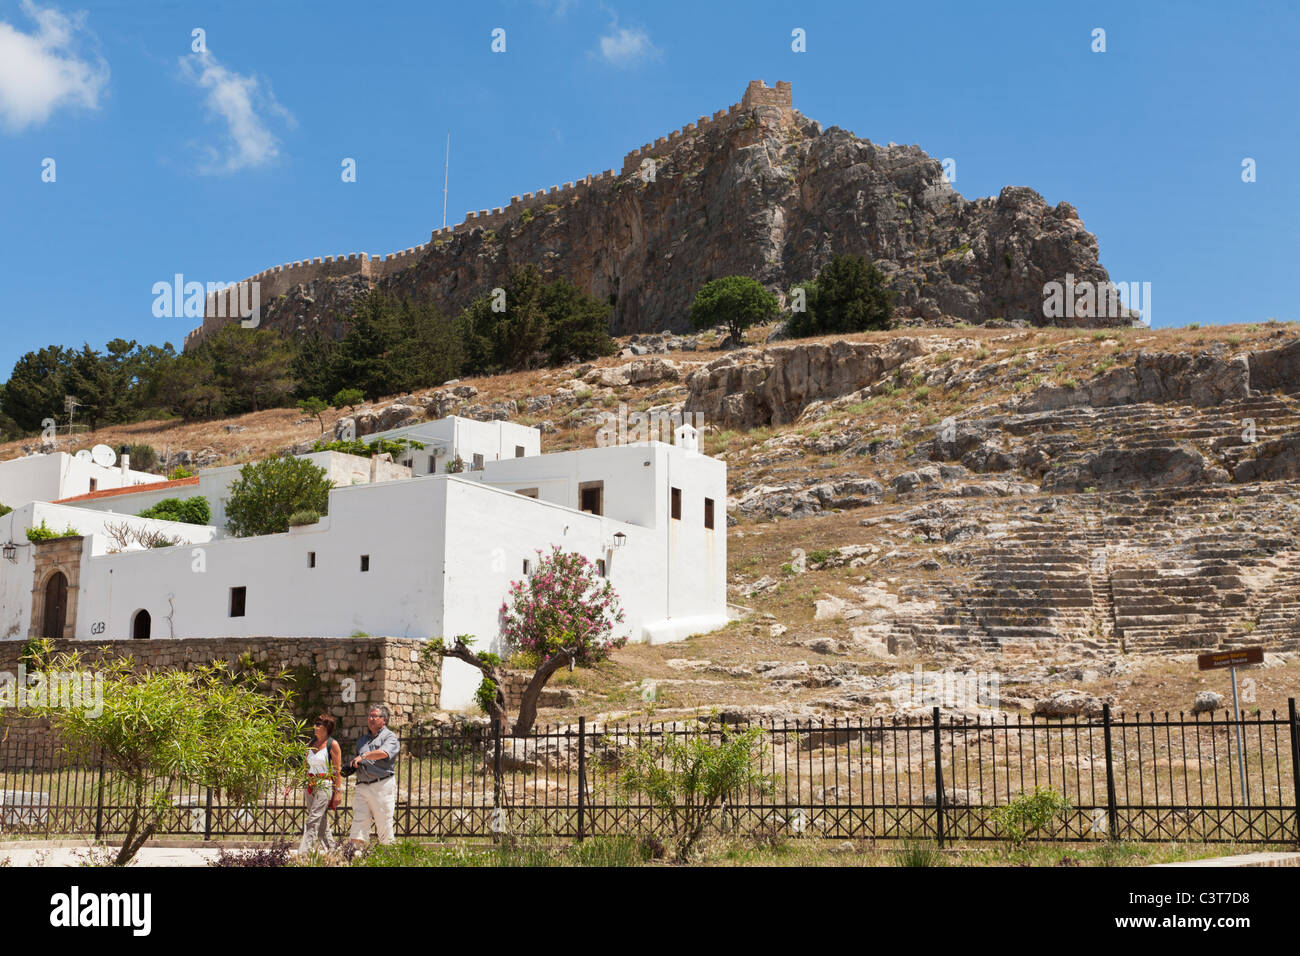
[
  {"x1": 184, "y1": 80, "x2": 1123, "y2": 351},
  {"x1": 12, "y1": 322, "x2": 1299, "y2": 721}
]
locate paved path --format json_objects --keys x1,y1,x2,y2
[
  {"x1": 1151, "y1": 852, "x2": 1300, "y2": 867},
  {"x1": 0, "y1": 842, "x2": 226, "y2": 867}
]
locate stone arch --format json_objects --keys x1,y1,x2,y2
[
  {"x1": 132, "y1": 609, "x2": 152, "y2": 640},
  {"x1": 28, "y1": 536, "x2": 83, "y2": 640}
]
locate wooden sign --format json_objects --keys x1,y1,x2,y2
[{"x1": 1197, "y1": 647, "x2": 1264, "y2": 671}]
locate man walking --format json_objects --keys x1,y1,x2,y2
[{"x1": 349, "y1": 705, "x2": 400, "y2": 846}]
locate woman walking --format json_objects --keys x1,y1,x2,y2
[{"x1": 298, "y1": 714, "x2": 342, "y2": 855}]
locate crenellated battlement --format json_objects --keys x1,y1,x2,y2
[{"x1": 185, "y1": 81, "x2": 794, "y2": 349}]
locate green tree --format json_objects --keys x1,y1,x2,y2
[
  {"x1": 541, "y1": 277, "x2": 617, "y2": 366},
  {"x1": 788, "y1": 254, "x2": 894, "y2": 337},
  {"x1": 298, "y1": 396, "x2": 328, "y2": 434},
  {"x1": 689, "y1": 276, "x2": 779, "y2": 341},
  {"x1": 459, "y1": 265, "x2": 550, "y2": 375},
  {"x1": 331, "y1": 387, "x2": 365, "y2": 412},
  {"x1": 2, "y1": 345, "x2": 72, "y2": 433},
  {"x1": 23, "y1": 648, "x2": 303, "y2": 865},
  {"x1": 225, "y1": 456, "x2": 333, "y2": 537}
]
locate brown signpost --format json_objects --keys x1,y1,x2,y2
[
  {"x1": 1197, "y1": 646, "x2": 1263, "y2": 804},
  {"x1": 1197, "y1": 647, "x2": 1264, "y2": 670}
]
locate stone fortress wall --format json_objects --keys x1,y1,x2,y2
[{"x1": 185, "y1": 81, "x2": 794, "y2": 350}]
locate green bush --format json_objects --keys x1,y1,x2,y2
[
  {"x1": 617, "y1": 725, "x2": 775, "y2": 861},
  {"x1": 992, "y1": 787, "x2": 1072, "y2": 846},
  {"x1": 225, "y1": 456, "x2": 333, "y2": 537},
  {"x1": 331, "y1": 388, "x2": 365, "y2": 411},
  {"x1": 287, "y1": 509, "x2": 320, "y2": 527},
  {"x1": 0, "y1": 502, "x2": 11, "y2": 518},
  {"x1": 127, "y1": 443, "x2": 158, "y2": 473},
  {"x1": 313, "y1": 437, "x2": 425, "y2": 459},
  {"x1": 168, "y1": 465, "x2": 195, "y2": 481},
  {"x1": 689, "y1": 276, "x2": 779, "y2": 341},
  {"x1": 26, "y1": 520, "x2": 79, "y2": 541},
  {"x1": 137, "y1": 496, "x2": 211, "y2": 525}
]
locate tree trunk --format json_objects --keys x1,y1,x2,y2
[{"x1": 511, "y1": 647, "x2": 576, "y2": 737}]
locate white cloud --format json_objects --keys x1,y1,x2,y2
[
  {"x1": 179, "y1": 51, "x2": 293, "y2": 174},
  {"x1": 0, "y1": 1, "x2": 108, "y2": 132},
  {"x1": 596, "y1": 25, "x2": 660, "y2": 67}
]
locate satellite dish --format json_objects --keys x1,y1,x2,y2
[
  {"x1": 91, "y1": 444, "x2": 117, "y2": 468},
  {"x1": 74, "y1": 449, "x2": 92, "y2": 463}
]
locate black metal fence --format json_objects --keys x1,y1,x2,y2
[{"x1": 2, "y1": 702, "x2": 1297, "y2": 845}]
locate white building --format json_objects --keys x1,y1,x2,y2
[{"x1": 0, "y1": 418, "x2": 728, "y2": 709}]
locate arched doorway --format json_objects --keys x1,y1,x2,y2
[
  {"x1": 132, "y1": 609, "x2": 151, "y2": 640},
  {"x1": 42, "y1": 571, "x2": 68, "y2": 639}
]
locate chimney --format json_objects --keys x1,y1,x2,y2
[{"x1": 119, "y1": 445, "x2": 130, "y2": 477}]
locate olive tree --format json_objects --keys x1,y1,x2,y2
[
  {"x1": 689, "y1": 276, "x2": 779, "y2": 341},
  {"x1": 25, "y1": 649, "x2": 303, "y2": 865}
]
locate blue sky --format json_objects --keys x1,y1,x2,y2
[{"x1": 1, "y1": 0, "x2": 1296, "y2": 375}]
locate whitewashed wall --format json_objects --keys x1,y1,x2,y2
[{"x1": 0, "y1": 453, "x2": 164, "y2": 508}]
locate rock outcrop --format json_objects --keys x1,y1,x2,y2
[
  {"x1": 186, "y1": 82, "x2": 1124, "y2": 351},
  {"x1": 685, "y1": 337, "x2": 926, "y2": 429}
]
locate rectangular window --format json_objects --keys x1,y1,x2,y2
[
  {"x1": 704, "y1": 497, "x2": 715, "y2": 530},
  {"x1": 516, "y1": 488, "x2": 539, "y2": 498},
  {"x1": 88, "y1": 478, "x2": 97, "y2": 492},
  {"x1": 308, "y1": 552, "x2": 316, "y2": 568},
  {"x1": 579, "y1": 481, "x2": 604, "y2": 516},
  {"x1": 522, "y1": 559, "x2": 531, "y2": 575},
  {"x1": 515, "y1": 445, "x2": 525, "y2": 458},
  {"x1": 229, "y1": 586, "x2": 246, "y2": 617},
  {"x1": 472, "y1": 453, "x2": 485, "y2": 470},
  {"x1": 671, "y1": 487, "x2": 682, "y2": 520},
  {"x1": 428, "y1": 455, "x2": 437, "y2": 474},
  {"x1": 596, "y1": 559, "x2": 607, "y2": 577},
  {"x1": 360, "y1": 555, "x2": 370, "y2": 572}
]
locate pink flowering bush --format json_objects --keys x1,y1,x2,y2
[{"x1": 500, "y1": 546, "x2": 626, "y2": 666}]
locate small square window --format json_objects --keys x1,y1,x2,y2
[
  {"x1": 308, "y1": 552, "x2": 316, "y2": 568},
  {"x1": 516, "y1": 445, "x2": 525, "y2": 458},
  {"x1": 596, "y1": 559, "x2": 607, "y2": 577},
  {"x1": 704, "y1": 497, "x2": 715, "y2": 530},
  {"x1": 472, "y1": 453, "x2": 485, "y2": 470},
  {"x1": 360, "y1": 555, "x2": 370, "y2": 572},
  {"x1": 670, "y1": 487, "x2": 682, "y2": 520},
  {"x1": 229, "y1": 586, "x2": 246, "y2": 617}
]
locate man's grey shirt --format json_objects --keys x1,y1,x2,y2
[{"x1": 354, "y1": 726, "x2": 400, "y2": 783}]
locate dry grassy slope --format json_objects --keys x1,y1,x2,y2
[{"x1": 6, "y1": 322, "x2": 1299, "y2": 721}]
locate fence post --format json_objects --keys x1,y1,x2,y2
[
  {"x1": 491, "y1": 716, "x2": 503, "y2": 842},
  {"x1": 204, "y1": 787, "x2": 213, "y2": 841},
  {"x1": 1289, "y1": 699, "x2": 1299, "y2": 847},
  {"x1": 576, "y1": 716, "x2": 587, "y2": 844},
  {"x1": 1102, "y1": 703, "x2": 1118, "y2": 841},
  {"x1": 932, "y1": 706, "x2": 945, "y2": 849},
  {"x1": 94, "y1": 754, "x2": 105, "y2": 843}
]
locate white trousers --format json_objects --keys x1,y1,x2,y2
[{"x1": 349, "y1": 775, "x2": 396, "y2": 844}]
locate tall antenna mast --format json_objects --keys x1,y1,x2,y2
[{"x1": 442, "y1": 132, "x2": 450, "y2": 229}]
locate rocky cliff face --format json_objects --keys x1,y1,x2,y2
[{"x1": 192, "y1": 83, "x2": 1125, "y2": 350}]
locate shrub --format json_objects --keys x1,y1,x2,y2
[
  {"x1": 617, "y1": 725, "x2": 775, "y2": 861},
  {"x1": 225, "y1": 456, "x2": 333, "y2": 537},
  {"x1": 126, "y1": 444, "x2": 158, "y2": 473},
  {"x1": 287, "y1": 509, "x2": 320, "y2": 527},
  {"x1": 689, "y1": 276, "x2": 779, "y2": 340},
  {"x1": 897, "y1": 840, "x2": 944, "y2": 867},
  {"x1": 137, "y1": 496, "x2": 211, "y2": 525},
  {"x1": 168, "y1": 465, "x2": 195, "y2": 481},
  {"x1": 992, "y1": 787, "x2": 1072, "y2": 846},
  {"x1": 313, "y1": 437, "x2": 424, "y2": 459},
  {"x1": 444, "y1": 455, "x2": 465, "y2": 474},
  {"x1": 211, "y1": 841, "x2": 293, "y2": 867},
  {"x1": 0, "y1": 502, "x2": 10, "y2": 518},
  {"x1": 26, "y1": 520, "x2": 78, "y2": 542}
]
